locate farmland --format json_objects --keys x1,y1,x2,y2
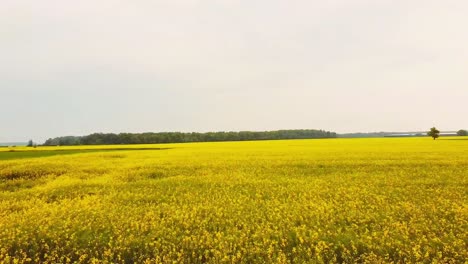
[{"x1": 0, "y1": 137, "x2": 467, "y2": 263}]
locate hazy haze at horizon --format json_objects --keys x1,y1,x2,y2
[{"x1": 1, "y1": 0, "x2": 467, "y2": 142}]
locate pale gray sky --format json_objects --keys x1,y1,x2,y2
[{"x1": 1, "y1": 0, "x2": 467, "y2": 142}]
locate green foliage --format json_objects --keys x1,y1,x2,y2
[
  {"x1": 26, "y1": 139, "x2": 34, "y2": 147},
  {"x1": 457, "y1": 129, "x2": 468, "y2": 136},
  {"x1": 0, "y1": 148, "x2": 168, "y2": 161},
  {"x1": 427, "y1": 127, "x2": 440, "y2": 140},
  {"x1": 43, "y1": 130, "x2": 337, "y2": 146}
]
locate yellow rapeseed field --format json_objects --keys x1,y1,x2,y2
[{"x1": 0, "y1": 137, "x2": 467, "y2": 263}]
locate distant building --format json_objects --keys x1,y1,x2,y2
[
  {"x1": 384, "y1": 131, "x2": 458, "y2": 137},
  {"x1": 440, "y1": 132, "x2": 458, "y2": 136}
]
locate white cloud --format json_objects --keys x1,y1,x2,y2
[{"x1": 1, "y1": 0, "x2": 467, "y2": 141}]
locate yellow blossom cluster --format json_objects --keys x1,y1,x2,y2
[{"x1": 0, "y1": 137, "x2": 467, "y2": 263}]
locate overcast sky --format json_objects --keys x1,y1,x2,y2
[{"x1": 1, "y1": 0, "x2": 467, "y2": 142}]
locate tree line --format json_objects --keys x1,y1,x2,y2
[{"x1": 43, "y1": 129, "x2": 337, "y2": 146}]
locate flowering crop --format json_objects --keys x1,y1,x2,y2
[{"x1": 0, "y1": 138, "x2": 467, "y2": 263}]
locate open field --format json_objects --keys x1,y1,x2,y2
[{"x1": 0, "y1": 138, "x2": 467, "y2": 263}]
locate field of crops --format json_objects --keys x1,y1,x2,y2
[{"x1": 0, "y1": 137, "x2": 467, "y2": 263}]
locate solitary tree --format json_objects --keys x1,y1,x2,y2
[
  {"x1": 27, "y1": 139, "x2": 34, "y2": 147},
  {"x1": 457, "y1": 129, "x2": 468, "y2": 136},
  {"x1": 427, "y1": 127, "x2": 440, "y2": 140}
]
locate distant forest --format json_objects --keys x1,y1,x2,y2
[{"x1": 43, "y1": 129, "x2": 337, "y2": 146}]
